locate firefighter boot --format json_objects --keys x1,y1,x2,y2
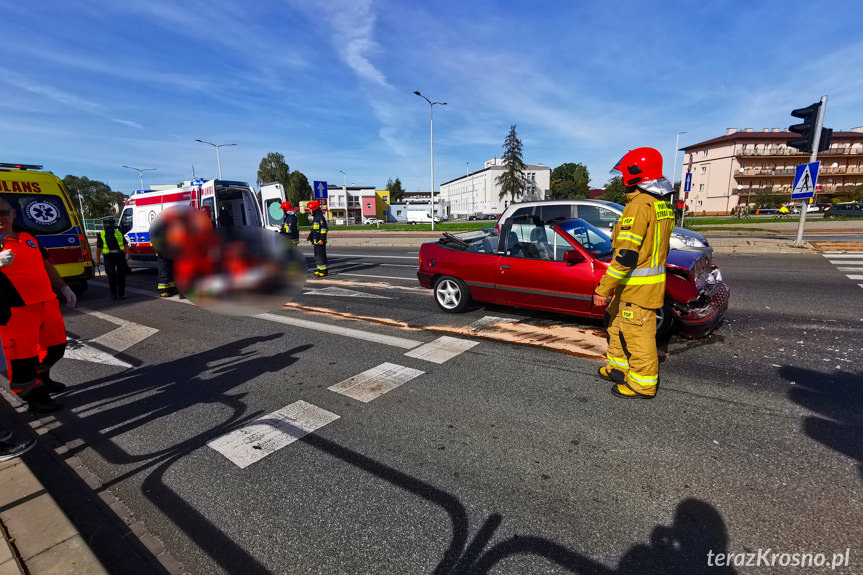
[
  {"x1": 21, "y1": 387, "x2": 63, "y2": 414},
  {"x1": 37, "y1": 371, "x2": 67, "y2": 395}
]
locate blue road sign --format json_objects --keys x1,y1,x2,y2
[
  {"x1": 791, "y1": 162, "x2": 820, "y2": 200},
  {"x1": 684, "y1": 173, "x2": 692, "y2": 192},
  {"x1": 313, "y1": 181, "x2": 328, "y2": 199}
]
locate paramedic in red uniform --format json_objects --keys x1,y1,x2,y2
[{"x1": 0, "y1": 197, "x2": 76, "y2": 413}]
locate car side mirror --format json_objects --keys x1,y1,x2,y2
[{"x1": 564, "y1": 250, "x2": 585, "y2": 265}]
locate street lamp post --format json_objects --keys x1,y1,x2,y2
[
  {"x1": 195, "y1": 140, "x2": 236, "y2": 180},
  {"x1": 122, "y1": 165, "x2": 156, "y2": 191},
  {"x1": 68, "y1": 186, "x2": 86, "y2": 218},
  {"x1": 672, "y1": 131, "x2": 687, "y2": 198},
  {"x1": 339, "y1": 170, "x2": 347, "y2": 225},
  {"x1": 414, "y1": 91, "x2": 446, "y2": 231}
]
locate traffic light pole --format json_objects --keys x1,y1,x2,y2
[{"x1": 794, "y1": 95, "x2": 827, "y2": 246}]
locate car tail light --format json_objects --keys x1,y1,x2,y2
[
  {"x1": 79, "y1": 233, "x2": 92, "y2": 262},
  {"x1": 418, "y1": 249, "x2": 422, "y2": 269}
]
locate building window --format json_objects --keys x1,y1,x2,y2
[
  {"x1": 702, "y1": 150, "x2": 708, "y2": 157},
  {"x1": 740, "y1": 163, "x2": 746, "y2": 169},
  {"x1": 698, "y1": 184, "x2": 704, "y2": 192},
  {"x1": 383, "y1": 195, "x2": 388, "y2": 202},
  {"x1": 701, "y1": 167, "x2": 707, "y2": 174}
]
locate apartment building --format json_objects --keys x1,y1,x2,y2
[
  {"x1": 439, "y1": 159, "x2": 550, "y2": 218},
  {"x1": 680, "y1": 127, "x2": 863, "y2": 214},
  {"x1": 324, "y1": 185, "x2": 377, "y2": 225}
]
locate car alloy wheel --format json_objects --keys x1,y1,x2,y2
[{"x1": 434, "y1": 276, "x2": 470, "y2": 313}]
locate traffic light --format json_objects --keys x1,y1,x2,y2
[
  {"x1": 787, "y1": 102, "x2": 821, "y2": 152},
  {"x1": 818, "y1": 128, "x2": 833, "y2": 152}
]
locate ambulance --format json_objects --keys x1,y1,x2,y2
[
  {"x1": 119, "y1": 179, "x2": 264, "y2": 261},
  {"x1": 0, "y1": 163, "x2": 94, "y2": 294}
]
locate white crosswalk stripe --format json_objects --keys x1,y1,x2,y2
[
  {"x1": 404, "y1": 336, "x2": 479, "y2": 364},
  {"x1": 822, "y1": 254, "x2": 863, "y2": 289},
  {"x1": 329, "y1": 363, "x2": 424, "y2": 403},
  {"x1": 208, "y1": 401, "x2": 339, "y2": 468},
  {"x1": 64, "y1": 308, "x2": 159, "y2": 367}
]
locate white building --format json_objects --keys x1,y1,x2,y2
[
  {"x1": 439, "y1": 159, "x2": 550, "y2": 217},
  {"x1": 324, "y1": 185, "x2": 378, "y2": 225}
]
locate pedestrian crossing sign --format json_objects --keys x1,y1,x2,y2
[{"x1": 791, "y1": 162, "x2": 819, "y2": 199}]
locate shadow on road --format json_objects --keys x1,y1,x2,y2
[
  {"x1": 33, "y1": 332, "x2": 739, "y2": 573},
  {"x1": 783, "y1": 365, "x2": 863, "y2": 481}
]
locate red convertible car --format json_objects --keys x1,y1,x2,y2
[{"x1": 416, "y1": 217, "x2": 729, "y2": 339}]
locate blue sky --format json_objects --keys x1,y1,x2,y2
[{"x1": 2, "y1": 0, "x2": 862, "y2": 193}]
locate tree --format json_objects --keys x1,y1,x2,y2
[
  {"x1": 257, "y1": 152, "x2": 290, "y2": 189},
  {"x1": 496, "y1": 125, "x2": 526, "y2": 201},
  {"x1": 549, "y1": 162, "x2": 590, "y2": 199},
  {"x1": 851, "y1": 183, "x2": 863, "y2": 202},
  {"x1": 287, "y1": 171, "x2": 313, "y2": 206},
  {"x1": 599, "y1": 176, "x2": 629, "y2": 204},
  {"x1": 63, "y1": 175, "x2": 124, "y2": 218},
  {"x1": 386, "y1": 177, "x2": 406, "y2": 202}
]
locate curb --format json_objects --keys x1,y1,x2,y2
[{"x1": 0, "y1": 392, "x2": 179, "y2": 575}]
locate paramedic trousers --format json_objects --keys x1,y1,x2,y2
[
  {"x1": 104, "y1": 251, "x2": 126, "y2": 298},
  {"x1": 604, "y1": 295, "x2": 660, "y2": 396},
  {"x1": 314, "y1": 242, "x2": 328, "y2": 275},
  {"x1": 157, "y1": 255, "x2": 175, "y2": 291},
  {"x1": 0, "y1": 299, "x2": 67, "y2": 397}
]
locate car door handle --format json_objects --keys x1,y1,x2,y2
[{"x1": 500, "y1": 265, "x2": 510, "y2": 269}]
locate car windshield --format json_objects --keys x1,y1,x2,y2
[{"x1": 557, "y1": 218, "x2": 614, "y2": 258}]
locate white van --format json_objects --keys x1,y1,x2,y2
[
  {"x1": 119, "y1": 179, "x2": 263, "y2": 261},
  {"x1": 407, "y1": 211, "x2": 440, "y2": 224}
]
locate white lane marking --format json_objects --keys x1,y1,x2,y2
[
  {"x1": 208, "y1": 401, "x2": 339, "y2": 469},
  {"x1": 255, "y1": 313, "x2": 422, "y2": 350},
  {"x1": 847, "y1": 275, "x2": 863, "y2": 280},
  {"x1": 469, "y1": 316, "x2": 518, "y2": 330},
  {"x1": 309, "y1": 253, "x2": 418, "y2": 259},
  {"x1": 837, "y1": 267, "x2": 863, "y2": 272},
  {"x1": 337, "y1": 273, "x2": 416, "y2": 281},
  {"x1": 823, "y1": 251, "x2": 863, "y2": 254},
  {"x1": 64, "y1": 308, "x2": 159, "y2": 367},
  {"x1": 328, "y1": 363, "x2": 425, "y2": 403},
  {"x1": 822, "y1": 254, "x2": 863, "y2": 258},
  {"x1": 64, "y1": 338, "x2": 133, "y2": 368},
  {"x1": 404, "y1": 336, "x2": 479, "y2": 364},
  {"x1": 90, "y1": 322, "x2": 159, "y2": 353},
  {"x1": 829, "y1": 260, "x2": 863, "y2": 265},
  {"x1": 302, "y1": 287, "x2": 391, "y2": 299}
]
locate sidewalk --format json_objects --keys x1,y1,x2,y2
[{"x1": 0, "y1": 392, "x2": 177, "y2": 575}]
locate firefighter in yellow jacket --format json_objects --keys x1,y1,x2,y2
[{"x1": 593, "y1": 147, "x2": 675, "y2": 399}]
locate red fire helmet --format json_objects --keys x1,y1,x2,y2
[{"x1": 611, "y1": 147, "x2": 665, "y2": 187}]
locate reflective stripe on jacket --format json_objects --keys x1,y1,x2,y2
[
  {"x1": 99, "y1": 229, "x2": 126, "y2": 254},
  {"x1": 595, "y1": 190, "x2": 674, "y2": 309},
  {"x1": 309, "y1": 210, "x2": 328, "y2": 244}
]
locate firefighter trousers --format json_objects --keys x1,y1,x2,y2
[
  {"x1": 156, "y1": 256, "x2": 175, "y2": 291},
  {"x1": 314, "y1": 243, "x2": 328, "y2": 275},
  {"x1": 604, "y1": 296, "x2": 660, "y2": 396}
]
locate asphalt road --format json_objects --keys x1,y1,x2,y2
[{"x1": 42, "y1": 247, "x2": 863, "y2": 574}]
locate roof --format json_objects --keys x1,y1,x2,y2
[{"x1": 682, "y1": 130, "x2": 863, "y2": 151}]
